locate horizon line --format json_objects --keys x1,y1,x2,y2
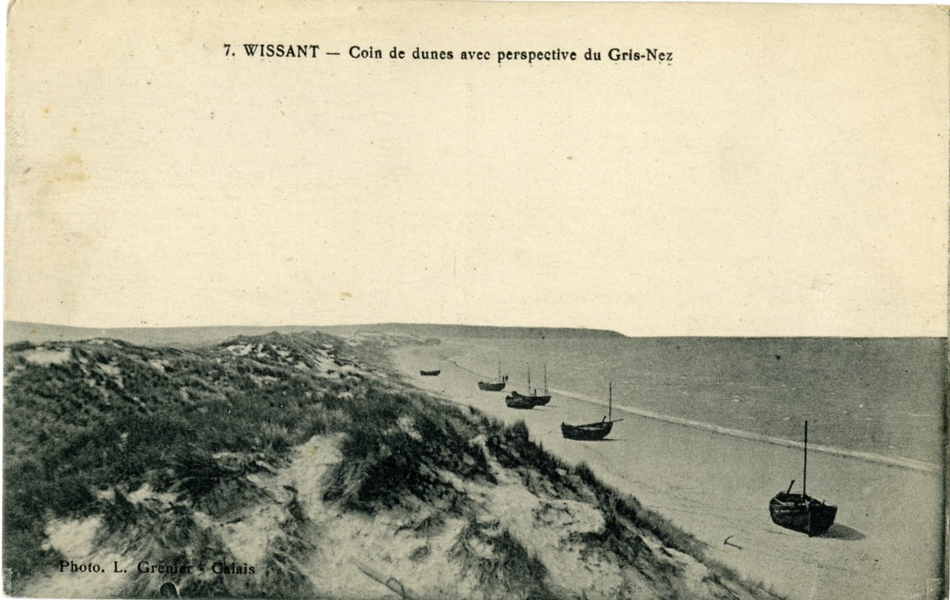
[{"x1": 4, "y1": 320, "x2": 947, "y2": 340}]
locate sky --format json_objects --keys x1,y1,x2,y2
[{"x1": 4, "y1": 0, "x2": 948, "y2": 336}]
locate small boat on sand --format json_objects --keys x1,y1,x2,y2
[
  {"x1": 478, "y1": 361, "x2": 508, "y2": 391},
  {"x1": 769, "y1": 420, "x2": 837, "y2": 537},
  {"x1": 505, "y1": 393, "x2": 536, "y2": 409},
  {"x1": 506, "y1": 364, "x2": 551, "y2": 407},
  {"x1": 561, "y1": 382, "x2": 622, "y2": 440}
]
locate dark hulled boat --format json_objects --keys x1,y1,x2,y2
[
  {"x1": 506, "y1": 364, "x2": 551, "y2": 407},
  {"x1": 478, "y1": 361, "x2": 507, "y2": 391},
  {"x1": 561, "y1": 382, "x2": 622, "y2": 441},
  {"x1": 420, "y1": 369, "x2": 441, "y2": 376},
  {"x1": 478, "y1": 380, "x2": 506, "y2": 391},
  {"x1": 561, "y1": 419, "x2": 613, "y2": 440},
  {"x1": 505, "y1": 394, "x2": 536, "y2": 409},
  {"x1": 769, "y1": 421, "x2": 837, "y2": 537},
  {"x1": 769, "y1": 489, "x2": 837, "y2": 537}
]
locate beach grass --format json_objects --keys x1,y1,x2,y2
[{"x1": 5, "y1": 331, "x2": 783, "y2": 599}]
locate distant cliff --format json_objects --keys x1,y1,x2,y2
[
  {"x1": 319, "y1": 323, "x2": 627, "y2": 340},
  {"x1": 5, "y1": 321, "x2": 625, "y2": 349}
]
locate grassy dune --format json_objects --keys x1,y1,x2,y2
[{"x1": 4, "y1": 331, "x2": 783, "y2": 599}]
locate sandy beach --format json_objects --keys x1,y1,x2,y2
[{"x1": 394, "y1": 341, "x2": 944, "y2": 600}]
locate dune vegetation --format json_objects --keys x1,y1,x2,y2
[{"x1": 4, "y1": 330, "x2": 783, "y2": 599}]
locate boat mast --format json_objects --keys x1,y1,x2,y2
[
  {"x1": 527, "y1": 365, "x2": 531, "y2": 394},
  {"x1": 803, "y1": 420, "x2": 808, "y2": 497},
  {"x1": 543, "y1": 364, "x2": 548, "y2": 395},
  {"x1": 608, "y1": 382, "x2": 612, "y2": 421}
]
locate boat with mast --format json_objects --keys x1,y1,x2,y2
[
  {"x1": 768, "y1": 420, "x2": 837, "y2": 537},
  {"x1": 505, "y1": 364, "x2": 551, "y2": 406},
  {"x1": 535, "y1": 364, "x2": 551, "y2": 405},
  {"x1": 477, "y1": 360, "x2": 508, "y2": 391},
  {"x1": 561, "y1": 382, "x2": 622, "y2": 440}
]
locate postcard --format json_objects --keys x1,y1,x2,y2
[{"x1": 4, "y1": 2, "x2": 947, "y2": 599}]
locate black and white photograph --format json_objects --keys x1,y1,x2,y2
[{"x1": 4, "y1": 2, "x2": 947, "y2": 599}]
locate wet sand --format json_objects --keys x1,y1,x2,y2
[{"x1": 394, "y1": 342, "x2": 944, "y2": 600}]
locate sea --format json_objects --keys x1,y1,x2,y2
[{"x1": 443, "y1": 337, "x2": 946, "y2": 470}]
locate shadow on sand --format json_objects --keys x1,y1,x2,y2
[{"x1": 821, "y1": 523, "x2": 866, "y2": 541}]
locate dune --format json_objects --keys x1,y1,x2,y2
[{"x1": 5, "y1": 330, "x2": 781, "y2": 600}]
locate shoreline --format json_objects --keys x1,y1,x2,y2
[
  {"x1": 394, "y1": 342, "x2": 944, "y2": 600},
  {"x1": 441, "y1": 356, "x2": 941, "y2": 475}
]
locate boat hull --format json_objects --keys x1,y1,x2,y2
[
  {"x1": 769, "y1": 493, "x2": 837, "y2": 536},
  {"x1": 506, "y1": 391, "x2": 551, "y2": 406},
  {"x1": 420, "y1": 370, "x2": 441, "y2": 376},
  {"x1": 505, "y1": 395, "x2": 536, "y2": 409},
  {"x1": 561, "y1": 420, "x2": 614, "y2": 441},
  {"x1": 478, "y1": 381, "x2": 506, "y2": 391}
]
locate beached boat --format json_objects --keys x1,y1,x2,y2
[
  {"x1": 506, "y1": 364, "x2": 552, "y2": 406},
  {"x1": 505, "y1": 393, "x2": 536, "y2": 409},
  {"x1": 478, "y1": 361, "x2": 508, "y2": 391},
  {"x1": 769, "y1": 421, "x2": 837, "y2": 537},
  {"x1": 561, "y1": 382, "x2": 622, "y2": 440},
  {"x1": 478, "y1": 380, "x2": 506, "y2": 391},
  {"x1": 420, "y1": 369, "x2": 441, "y2": 376}
]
